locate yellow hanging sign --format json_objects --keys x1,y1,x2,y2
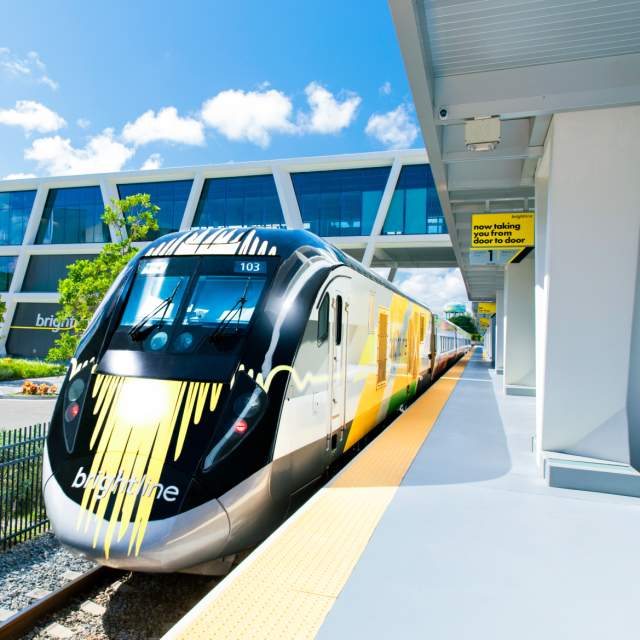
[
  {"x1": 477, "y1": 302, "x2": 496, "y2": 315},
  {"x1": 471, "y1": 213, "x2": 534, "y2": 249},
  {"x1": 479, "y1": 317, "x2": 491, "y2": 327}
]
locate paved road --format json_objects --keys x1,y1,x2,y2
[
  {"x1": 0, "y1": 376, "x2": 62, "y2": 431},
  {"x1": 0, "y1": 398, "x2": 57, "y2": 431}
]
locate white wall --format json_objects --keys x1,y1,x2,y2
[
  {"x1": 495, "y1": 289, "x2": 505, "y2": 374},
  {"x1": 503, "y1": 254, "x2": 535, "y2": 391},
  {"x1": 538, "y1": 105, "x2": 640, "y2": 464}
]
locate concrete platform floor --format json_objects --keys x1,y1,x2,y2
[{"x1": 317, "y1": 350, "x2": 640, "y2": 639}]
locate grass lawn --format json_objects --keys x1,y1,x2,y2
[{"x1": 0, "y1": 358, "x2": 67, "y2": 382}]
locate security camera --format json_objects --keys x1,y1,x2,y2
[{"x1": 438, "y1": 107, "x2": 448, "y2": 121}]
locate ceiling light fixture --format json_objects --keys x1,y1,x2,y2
[{"x1": 465, "y1": 116, "x2": 501, "y2": 152}]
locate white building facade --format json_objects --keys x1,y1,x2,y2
[{"x1": 0, "y1": 149, "x2": 455, "y2": 358}]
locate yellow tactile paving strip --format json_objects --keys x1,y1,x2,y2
[{"x1": 167, "y1": 351, "x2": 473, "y2": 640}]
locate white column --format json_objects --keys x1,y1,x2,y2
[
  {"x1": 534, "y1": 144, "x2": 550, "y2": 463},
  {"x1": 99, "y1": 178, "x2": 122, "y2": 242},
  {"x1": 362, "y1": 157, "x2": 401, "y2": 267},
  {"x1": 503, "y1": 254, "x2": 535, "y2": 395},
  {"x1": 272, "y1": 166, "x2": 303, "y2": 230},
  {"x1": 539, "y1": 106, "x2": 640, "y2": 465},
  {"x1": 495, "y1": 288, "x2": 504, "y2": 375},
  {"x1": 483, "y1": 316, "x2": 493, "y2": 364},
  {"x1": 181, "y1": 172, "x2": 205, "y2": 230}
]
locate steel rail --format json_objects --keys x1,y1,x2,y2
[{"x1": 0, "y1": 565, "x2": 120, "y2": 640}]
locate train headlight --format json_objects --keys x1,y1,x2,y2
[
  {"x1": 67, "y1": 378, "x2": 85, "y2": 403},
  {"x1": 203, "y1": 374, "x2": 268, "y2": 471}
]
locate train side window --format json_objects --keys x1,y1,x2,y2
[
  {"x1": 377, "y1": 309, "x2": 389, "y2": 385},
  {"x1": 335, "y1": 295, "x2": 343, "y2": 346},
  {"x1": 317, "y1": 293, "x2": 330, "y2": 345}
]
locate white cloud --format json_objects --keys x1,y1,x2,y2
[
  {"x1": 379, "y1": 81, "x2": 392, "y2": 95},
  {"x1": 24, "y1": 129, "x2": 134, "y2": 176},
  {"x1": 365, "y1": 104, "x2": 419, "y2": 149},
  {"x1": 3, "y1": 172, "x2": 36, "y2": 180},
  {"x1": 201, "y1": 88, "x2": 296, "y2": 148},
  {"x1": 0, "y1": 49, "x2": 59, "y2": 90},
  {"x1": 0, "y1": 100, "x2": 66, "y2": 134},
  {"x1": 76, "y1": 117, "x2": 91, "y2": 129},
  {"x1": 122, "y1": 106, "x2": 205, "y2": 146},
  {"x1": 396, "y1": 268, "x2": 468, "y2": 315},
  {"x1": 299, "y1": 82, "x2": 360, "y2": 134},
  {"x1": 140, "y1": 153, "x2": 163, "y2": 170}
]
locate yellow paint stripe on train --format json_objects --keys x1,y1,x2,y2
[{"x1": 166, "y1": 350, "x2": 473, "y2": 640}]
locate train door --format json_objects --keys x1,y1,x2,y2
[{"x1": 328, "y1": 289, "x2": 348, "y2": 453}]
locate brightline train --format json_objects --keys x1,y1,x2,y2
[{"x1": 43, "y1": 227, "x2": 471, "y2": 573}]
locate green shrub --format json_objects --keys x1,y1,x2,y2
[{"x1": 0, "y1": 358, "x2": 67, "y2": 382}]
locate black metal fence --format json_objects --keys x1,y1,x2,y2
[{"x1": 0, "y1": 423, "x2": 49, "y2": 550}]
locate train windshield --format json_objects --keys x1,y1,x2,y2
[
  {"x1": 183, "y1": 276, "x2": 265, "y2": 328},
  {"x1": 110, "y1": 255, "x2": 273, "y2": 355},
  {"x1": 121, "y1": 264, "x2": 189, "y2": 328}
]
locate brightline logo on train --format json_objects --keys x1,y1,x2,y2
[{"x1": 71, "y1": 467, "x2": 179, "y2": 502}]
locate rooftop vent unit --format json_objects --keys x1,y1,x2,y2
[{"x1": 465, "y1": 117, "x2": 501, "y2": 152}]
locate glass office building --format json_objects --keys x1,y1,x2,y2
[
  {"x1": 292, "y1": 167, "x2": 390, "y2": 236},
  {"x1": 0, "y1": 190, "x2": 36, "y2": 245},
  {"x1": 194, "y1": 175, "x2": 285, "y2": 228},
  {"x1": 0, "y1": 150, "x2": 451, "y2": 358},
  {"x1": 383, "y1": 164, "x2": 447, "y2": 235},
  {"x1": 118, "y1": 180, "x2": 193, "y2": 239},
  {"x1": 36, "y1": 186, "x2": 109, "y2": 244}
]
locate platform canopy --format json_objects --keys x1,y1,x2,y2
[{"x1": 390, "y1": 0, "x2": 640, "y2": 300}]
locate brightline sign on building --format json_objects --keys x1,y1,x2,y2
[{"x1": 471, "y1": 213, "x2": 534, "y2": 249}]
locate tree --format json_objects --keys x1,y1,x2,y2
[
  {"x1": 46, "y1": 194, "x2": 159, "y2": 362},
  {"x1": 0, "y1": 294, "x2": 5, "y2": 327},
  {"x1": 449, "y1": 313, "x2": 479, "y2": 336}
]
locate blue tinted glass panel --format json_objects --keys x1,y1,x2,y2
[
  {"x1": 193, "y1": 175, "x2": 285, "y2": 229},
  {"x1": 118, "y1": 180, "x2": 192, "y2": 240},
  {"x1": 0, "y1": 190, "x2": 35, "y2": 245},
  {"x1": 36, "y1": 187, "x2": 107, "y2": 244},
  {"x1": 0, "y1": 255, "x2": 17, "y2": 291},
  {"x1": 292, "y1": 167, "x2": 390, "y2": 236},
  {"x1": 381, "y1": 164, "x2": 447, "y2": 235}
]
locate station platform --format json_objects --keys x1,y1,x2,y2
[{"x1": 164, "y1": 348, "x2": 640, "y2": 639}]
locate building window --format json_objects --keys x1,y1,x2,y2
[
  {"x1": 36, "y1": 186, "x2": 108, "y2": 244},
  {"x1": 377, "y1": 308, "x2": 389, "y2": 385},
  {"x1": 21, "y1": 254, "x2": 94, "y2": 292},
  {"x1": 382, "y1": 164, "x2": 446, "y2": 236},
  {"x1": 292, "y1": 167, "x2": 390, "y2": 237},
  {"x1": 118, "y1": 180, "x2": 192, "y2": 240},
  {"x1": 0, "y1": 190, "x2": 35, "y2": 245},
  {"x1": 0, "y1": 255, "x2": 17, "y2": 291},
  {"x1": 193, "y1": 175, "x2": 285, "y2": 229}
]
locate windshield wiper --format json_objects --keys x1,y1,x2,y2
[
  {"x1": 209, "y1": 279, "x2": 251, "y2": 344},
  {"x1": 128, "y1": 281, "x2": 181, "y2": 342}
]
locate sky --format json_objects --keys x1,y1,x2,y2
[{"x1": 0, "y1": 0, "x2": 468, "y2": 313}]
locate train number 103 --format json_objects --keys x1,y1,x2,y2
[{"x1": 234, "y1": 260, "x2": 267, "y2": 274}]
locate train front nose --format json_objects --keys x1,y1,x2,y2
[{"x1": 43, "y1": 447, "x2": 231, "y2": 572}]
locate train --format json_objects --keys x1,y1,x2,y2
[{"x1": 43, "y1": 227, "x2": 471, "y2": 573}]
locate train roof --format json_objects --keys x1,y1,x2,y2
[{"x1": 141, "y1": 226, "x2": 472, "y2": 337}]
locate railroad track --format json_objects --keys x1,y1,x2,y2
[{"x1": 0, "y1": 566, "x2": 119, "y2": 640}]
